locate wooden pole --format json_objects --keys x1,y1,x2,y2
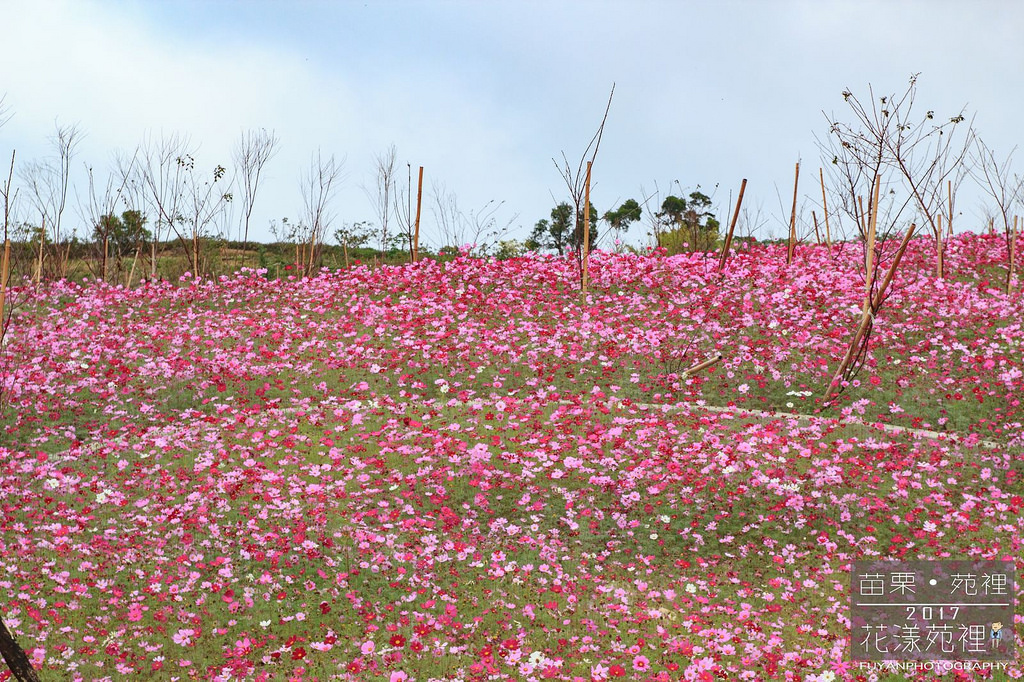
[
  {"x1": 1008, "y1": 215, "x2": 1018, "y2": 294},
  {"x1": 787, "y1": 162, "x2": 799, "y2": 264},
  {"x1": 0, "y1": 614, "x2": 41, "y2": 682},
  {"x1": 947, "y1": 179, "x2": 954, "y2": 237},
  {"x1": 34, "y1": 217, "x2": 45, "y2": 284},
  {"x1": 413, "y1": 166, "x2": 424, "y2": 263},
  {"x1": 0, "y1": 239, "x2": 9, "y2": 335},
  {"x1": 936, "y1": 214, "x2": 943, "y2": 278},
  {"x1": 127, "y1": 243, "x2": 141, "y2": 287},
  {"x1": 819, "y1": 168, "x2": 833, "y2": 253},
  {"x1": 582, "y1": 161, "x2": 592, "y2": 291},
  {"x1": 812, "y1": 210, "x2": 821, "y2": 245},
  {"x1": 718, "y1": 178, "x2": 747, "y2": 271},
  {"x1": 343, "y1": 241, "x2": 349, "y2": 269},
  {"x1": 683, "y1": 353, "x2": 724, "y2": 377},
  {"x1": 828, "y1": 222, "x2": 916, "y2": 395}
]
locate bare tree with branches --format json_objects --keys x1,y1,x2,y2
[
  {"x1": 232, "y1": 128, "x2": 279, "y2": 269},
  {"x1": 971, "y1": 139, "x2": 1023, "y2": 293},
  {"x1": 822, "y1": 74, "x2": 972, "y2": 278},
  {"x1": 299, "y1": 150, "x2": 344, "y2": 271},
  {"x1": 818, "y1": 76, "x2": 969, "y2": 404},
  {"x1": 553, "y1": 84, "x2": 615, "y2": 284},
  {"x1": 137, "y1": 133, "x2": 192, "y2": 279},
  {"x1": 365, "y1": 145, "x2": 399, "y2": 260},
  {"x1": 79, "y1": 149, "x2": 139, "y2": 281},
  {"x1": 20, "y1": 122, "x2": 84, "y2": 280},
  {"x1": 394, "y1": 162, "x2": 418, "y2": 261},
  {"x1": 179, "y1": 155, "x2": 232, "y2": 275}
]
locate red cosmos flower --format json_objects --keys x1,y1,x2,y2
[
  {"x1": 389, "y1": 634, "x2": 406, "y2": 648},
  {"x1": 319, "y1": 601, "x2": 331, "y2": 614},
  {"x1": 608, "y1": 664, "x2": 626, "y2": 677},
  {"x1": 347, "y1": 660, "x2": 361, "y2": 673},
  {"x1": 409, "y1": 640, "x2": 423, "y2": 652},
  {"x1": 291, "y1": 647, "x2": 306, "y2": 660}
]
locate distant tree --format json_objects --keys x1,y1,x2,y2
[
  {"x1": 333, "y1": 221, "x2": 373, "y2": 251},
  {"x1": 20, "y1": 122, "x2": 83, "y2": 280},
  {"x1": 553, "y1": 84, "x2": 615, "y2": 284},
  {"x1": 970, "y1": 139, "x2": 1022, "y2": 293},
  {"x1": 137, "y1": 132, "x2": 193, "y2": 279},
  {"x1": 568, "y1": 201, "x2": 598, "y2": 254},
  {"x1": 299, "y1": 149, "x2": 344, "y2": 269},
  {"x1": 657, "y1": 191, "x2": 719, "y2": 253},
  {"x1": 366, "y1": 145, "x2": 398, "y2": 258},
  {"x1": 232, "y1": 128, "x2": 279, "y2": 267},
  {"x1": 494, "y1": 239, "x2": 527, "y2": 260},
  {"x1": 92, "y1": 209, "x2": 150, "y2": 274},
  {"x1": 528, "y1": 202, "x2": 574, "y2": 255},
  {"x1": 603, "y1": 198, "x2": 641, "y2": 233}
]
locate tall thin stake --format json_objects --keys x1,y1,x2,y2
[
  {"x1": 35, "y1": 217, "x2": 45, "y2": 284},
  {"x1": 0, "y1": 238, "x2": 9, "y2": 336},
  {"x1": 812, "y1": 211, "x2": 821, "y2": 245},
  {"x1": 582, "y1": 161, "x2": 592, "y2": 291},
  {"x1": 1008, "y1": 215, "x2": 1018, "y2": 294},
  {"x1": 718, "y1": 178, "x2": 747, "y2": 271},
  {"x1": 413, "y1": 166, "x2": 423, "y2": 263},
  {"x1": 787, "y1": 162, "x2": 800, "y2": 264},
  {"x1": 819, "y1": 168, "x2": 832, "y2": 252},
  {"x1": 947, "y1": 180, "x2": 954, "y2": 237}
]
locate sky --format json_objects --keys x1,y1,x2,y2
[{"x1": 2, "y1": 0, "x2": 1023, "y2": 250}]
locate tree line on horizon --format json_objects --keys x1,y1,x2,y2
[{"x1": 0, "y1": 74, "x2": 1021, "y2": 291}]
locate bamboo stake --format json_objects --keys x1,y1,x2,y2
[
  {"x1": 103, "y1": 236, "x2": 109, "y2": 282},
  {"x1": 936, "y1": 214, "x2": 943, "y2": 278},
  {"x1": 413, "y1": 166, "x2": 423, "y2": 263},
  {"x1": 127, "y1": 244, "x2": 141, "y2": 287},
  {"x1": 828, "y1": 222, "x2": 917, "y2": 394},
  {"x1": 0, "y1": 239, "x2": 9, "y2": 335},
  {"x1": 35, "y1": 217, "x2": 45, "y2": 285},
  {"x1": 718, "y1": 178, "x2": 747, "y2": 271},
  {"x1": 811, "y1": 211, "x2": 821, "y2": 245},
  {"x1": 946, "y1": 180, "x2": 954, "y2": 237},
  {"x1": 63, "y1": 240, "x2": 71, "y2": 280},
  {"x1": 819, "y1": 168, "x2": 832, "y2": 251},
  {"x1": 0, "y1": 613, "x2": 42, "y2": 682},
  {"x1": 343, "y1": 241, "x2": 349, "y2": 269},
  {"x1": 682, "y1": 353, "x2": 724, "y2": 378},
  {"x1": 1008, "y1": 215, "x2": 1018, "y2": 294},
  {"x1": 582, "y1": 161, "x2": 592, "y2": 292},
  {"x1": 787, "y1": 162, "x2": 799, "y2": 264},
  {"x1": 864, "y1": 180, "x2": 880, "y2": 301}
]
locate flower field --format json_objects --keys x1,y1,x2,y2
[{"x1": 1, "y1": 233, "x2": 1021, "y2": 681}]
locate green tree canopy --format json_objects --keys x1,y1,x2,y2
[
  {"x1": 93, "y1": 210, "x2": 150, "y2": 259},
  {"x1": 603, "y1": 198, "x2": 642, "y2": 232},
  {"x1": 657, "y1": 191, "x2": 719, "y2": 253},
  {"x1": 527, "y1": 202, "x2": 574, "y2": 255}
]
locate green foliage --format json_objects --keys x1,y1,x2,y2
[
  {"x1": 527, "y1": 202, "x2": 573, "y2": 255},
  {"x1": 528, "y1": 201, "x2": 598, "y2": 255},
  {"x1": 657, "y1": 191, "x2": 719, "y2": 254},
  {"x1": 603, "y1": 198, "x2": 641, "y2": 232},
  {"x1": 93, "y1": 210, "x2": 151, "y2": 259},
  {"x1": 333, "y1": 221, "x2": 373, "y2": 249},
  {"x1": 493, "y1": 239, "x2": 527, "y2": 260},
  {"x1": 568, "y1": 200, "x2": 598, "y2": 254}
]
